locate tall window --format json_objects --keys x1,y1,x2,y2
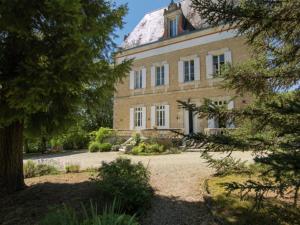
[
  {"x1": 213, "y1": 100, "x2": 227, "y2": 128},
  {"x1": 156, "y1": 105, "x2": 166, "y2": 127},
  {"x1": 184, "y1": 60, "x2": 195, "y2": 82},
  {"x1": 213, "y1": 54, "x2": 225, "y2": 75},
  {"x1": 134, "y1": 107, "x2": 143, "y2": 128},
  {"x1": 169, "y1": 18, "x2": 177, "y2": 37},
  {"x1": 156, "y1": 66, "x2": 165, "y2": 86},
  {"x1": 134, "y1": 70, "x2": 143, "y2": 89}
]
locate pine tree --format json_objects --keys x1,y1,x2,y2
[
  {"x1": 0, "y1": 0, "x2": 131, "y2": 193},
  {"x1": 181, "y1": 0, "x2": 300, "y2": 207}
]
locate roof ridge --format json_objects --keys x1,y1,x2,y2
[{"x1": 146, "y1": 0, "x2": 184, "y2": 15}]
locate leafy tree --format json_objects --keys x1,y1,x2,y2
[
  {"x1": 181, "y1": 0, "x2": 300, "y2": 207},
  {"x1": 0, "y1": 0, "x2": 131, "y2": 193}
]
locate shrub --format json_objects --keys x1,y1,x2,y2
[
  {"x1": 99, "y1": 143, "x2": 112, "y2": 152},
  {"x1": 65, "y1": 163, "x2": 81, "y2": 173},
  {"x1": 90, "y1": 127, "x2": 116, "y2": 144},
  {"x1": 131, "y1": 143, "x2": 147, "y2": 155},
  {"x1": 23, "y1": 160, "x2": 59, "y2": 178},
  {"x1": 94, "y1": 158, "x2": 153, "y2": 215},
  {"x1": 131, "y1": 133, "x2": 141, "y2": 146},
  {"x1": 130, "y1": 142, "x2": 165, "y2": 155},
  {"x1": 89, "y1": 142, "x2": 101, "y2": 152},
  {"x1": 40, "y1": 201, "x2": 139, "y2": 225}
]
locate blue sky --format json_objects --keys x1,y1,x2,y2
[{"x1": 114, "y1": 0, "x2": 172, "y2": 46}]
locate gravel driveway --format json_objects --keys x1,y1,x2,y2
[{"x1": 24, "y1": 151, "x2": 253, "y2": 225}]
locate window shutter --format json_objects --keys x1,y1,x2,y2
[
  {"x1": 193, "y1": 114, "x2": 199, "y2": 133},
  {"x1": 206, "y1": 55, "x2": 213, "y2": 79},
  {"x1": 142, "y1": 68, "x2": 146, "y2": 88},
  {"x1": 178, "y1": 61, "x2": 184, "y2": 83},
  {"x1": 225, "y1": 50, "x2": 232, "y2": 64},
  {"x1": 194, "y1": 57, "x2": 200, "y2": 81},
  {"x1": 151, "y1": 106, "x2": 156, "y2": 128},
  {"x1": 164, "y1": 63, "x2": 169, "y2": 85},
  {"x1": 142, "y1": 107, "x2": 147, "y2": 129},
  {"x1": 165, "y1": 105, "x2": 170, "y2": 129},
  {"x1": 130, "y1": 108, "x2": 134, "y2": 130},
  {"x1": 129, "y1": 71, "x2": 134, "y2": 89},
  {"x1": 151, "y1": 66, "x2": 155, "y2": 87},
  {"x1": 226, "y1": 100, "x2": 235, "y2": 128}
]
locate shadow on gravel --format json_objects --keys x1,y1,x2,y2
[
  {"x1": 0, "y1": 180, "x2": 99, "y2": 225},
  {"x1": 23, "y1": 150, "x2": 87, "y2": 160},
  {"x1": 142, "y1": 195, "x2": 214, "y2": 225}
]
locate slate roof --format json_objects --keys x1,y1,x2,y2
[{"x1": 122, "y1": 0, "x2": 207, "y2": 50}]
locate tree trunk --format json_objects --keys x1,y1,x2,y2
[{"x1": 0, "y1": 121, "x2": 25, "y2": 194}]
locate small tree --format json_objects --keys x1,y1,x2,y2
[
  {"x1": 0, "y1": 0, "x2": 131, "y2": 193},
  {"x1": 180, "y1": 0, "x2": 300, "y2": 207}
]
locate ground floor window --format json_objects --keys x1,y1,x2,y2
[
  {"x1": 134, "y1": 107, "x2": 143, "y2": 128},
  {"x1": 156, "y1": 105, "x2": 166, "y2": 127}
]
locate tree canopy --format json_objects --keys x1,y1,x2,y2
[
  {"x1": 184, "y1": 0, "x2": 300, "y2": 207},
  {"x1": 0, "y1": 0, "x2": 131, "y2": 193}
]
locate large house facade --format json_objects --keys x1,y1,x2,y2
[{"x1": 114, "y1": 0, "x2": 251, "y2": 138}]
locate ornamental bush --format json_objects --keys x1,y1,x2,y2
[
  {"x1": 89, "y1": 142, "x2": 101, "y2": 152},
  {"x1": 99, "y1": 143, "x2": 112, "y2": 152},
  {"x1": 94, "y1": 158, "x2": 153, "y2": 215}
]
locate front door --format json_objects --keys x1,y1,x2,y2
[{"x1": 184, "y1": 109, "x2": 199, "y2": 135}]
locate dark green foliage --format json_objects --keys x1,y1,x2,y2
[
  {"x1": 23, "y1": 160, "x2": 59, "y2": 178},
  {"x1": 182, "y1": 0, "x2": 300, "y2": 208},
  {"x1": 0, "y1": 0, "x2": 131, "y2": 191},
  {"x1": 99, "y1": 143, "x2": 112, "y2": 152},
  {"x1": 94, "y1": 158, "x2": 153, "y2": 215},
  {"x1": 40, "y1": 201, "x2": 139, "y2": 225}
]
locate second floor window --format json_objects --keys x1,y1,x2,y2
[
  {"x1": 169, "y1": 18, "x2": 177, "y2": 37},
  {"x1": 156, "y1": 66, "x2": 165, "y2": 86},
  {"x1": 134, "y1": 70, "x2": 143, "y2": 89},
  {"x1": 184, "y1": 60, "x2": 195, "y2": 82},
  {"x1": 156, "y1": 105, "x2": 166, "y2": 127},
  {"x1": 213, "y1": 54, "x2": 225, "y2": 75},
  {"x1": 134, "y1": 107, "x2": 143, "y2": 128}
]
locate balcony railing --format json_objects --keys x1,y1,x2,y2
[{"x1": 204, "y1": 128, "x2": 236, "y2": 135}]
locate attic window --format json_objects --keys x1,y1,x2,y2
[{"x1": 169, "y1": 18, "x2": 178, "y2": 37}]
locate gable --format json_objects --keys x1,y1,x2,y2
[{"x1": 122, "y1": 0, "x2": 206, "y2": 50}]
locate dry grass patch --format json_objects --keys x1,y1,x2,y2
[{"x1": 206, "y1": 174, "x2": 300, "y2": 225}]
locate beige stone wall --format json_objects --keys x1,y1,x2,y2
[{"x1": 114, "y1": 31, "x2": 252, "y2": 133}]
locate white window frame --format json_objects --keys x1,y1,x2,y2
[
  {"x1": 134, "y1": 70, "x2": 143, "y2": 89},
  {"x1": 134, "y1": 107, "x2": 143, "y2": 128},
  {"x1": 155, "y1": 65, "x2": 165, "y2": 86},
  {"x1": 156, "y1": 105, "x2": 166, "y2": 127},
  {"x1": 184, "y1": 60, "x2": 195, "y2": 82}
]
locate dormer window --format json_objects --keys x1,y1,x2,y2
[{"x1": 169, "y1": 18, "x2": 178, "y2": 37}]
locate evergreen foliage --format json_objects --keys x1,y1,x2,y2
[
  {"x1": 182, "y1": 0, "x2": 300, "y2": 207},
  {"x1": 0, "y1": 0, "x2": 131, "y2": 193}
]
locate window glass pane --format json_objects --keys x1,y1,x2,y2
[
  {"x1": 213, "y1": 56, "x2": 218, "y2": 74},
  {"x1": 161, "y1": 66, "x2": 165, "y2": 85},
  {"x1": 184, "y1": 61, "x2": 189, "y2": 81},
  {"x1": 190, "y1": 60, "x2": 195, "y2": 80},
  {"x1": 220, "y1": 54, "x2": 225, "y2": 63}
]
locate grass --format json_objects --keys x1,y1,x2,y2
[
  {"x1": 65, "y1": 163, "x2": 81, "y2": 173},
  {"x1": 206, "y1": 174, "x2": 300, "y2": 225}
]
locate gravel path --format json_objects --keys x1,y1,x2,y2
[{"x1": 25, "y1": 151, "x2": 253, "y2": 225}]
